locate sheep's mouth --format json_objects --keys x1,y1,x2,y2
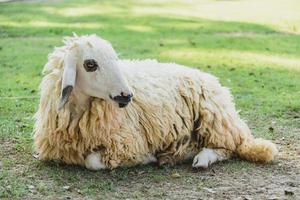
[
  {"x1": 118, "y1": 102, "x2": 129, "y2": 108},
  {"x1": 109, "y1": 95, "x2": 131, "y2": 108}
]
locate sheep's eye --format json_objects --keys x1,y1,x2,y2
[{"x1": 84, "y1": 59, "x2": 98, "y2": 72}]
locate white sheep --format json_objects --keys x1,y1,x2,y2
[{"x1": 34, "y1": 34, "x2": 278, "y2": 170}]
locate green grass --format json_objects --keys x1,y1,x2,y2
[{"x1": 0, "y1": 0, "x2": 300, "y2": 199}]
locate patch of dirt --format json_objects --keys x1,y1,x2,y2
[
  {"x1": 1, "y1": 138, "x2": 299, "y2": 200},
  {"x1": 112, "y1": 149, "x2": 300, "y2": 200}
]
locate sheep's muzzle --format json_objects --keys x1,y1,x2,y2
[{"x1": 110, "y1": 93, "x2": 133, "y2": 108}]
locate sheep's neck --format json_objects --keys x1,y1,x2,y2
[{"x1": 69, "y1": 88, "x2": 91, "y2": 115}]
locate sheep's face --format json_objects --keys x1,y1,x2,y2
[{"x1": 59, "y1": 35, "x2": 133, "y2": 109}]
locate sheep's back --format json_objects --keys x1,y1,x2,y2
[{"x1": 118, "y1": 59, "x2": 207, "y2": 154}]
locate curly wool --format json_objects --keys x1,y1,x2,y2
[{"x1": 34, "y1": 35, "x2": 278, "y2": 168}]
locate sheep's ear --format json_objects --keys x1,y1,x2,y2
[{"x1": 59, "y1": 47, "x2": 78, "y2": 110}]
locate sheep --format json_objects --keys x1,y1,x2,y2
[{"x1": 33, "y1": 34, "x2": 278, "y2": 170}]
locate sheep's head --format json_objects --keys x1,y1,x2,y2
[{"x1": 59, "y1": 35, "x2": 133, "y2": 109}]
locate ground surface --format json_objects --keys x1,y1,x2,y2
[{"x1": 0, "y1": 0, "x2": 300, "y2": 199}]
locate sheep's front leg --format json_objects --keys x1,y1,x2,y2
[
  {"x1": 85, "y1": 152, "x2": 106, "y2": 170},
  {"x1": 192, "y1": 148, "x2": 232, "y2": 168}
]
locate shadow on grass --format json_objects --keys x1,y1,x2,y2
[
  {"x1": 35, "y1": 158, "x2": 233, "y2": 187},
  {"x1": 26, "y1": 157, "x2": 266, "y2": 198}
]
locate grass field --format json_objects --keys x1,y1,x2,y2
[{"x1": 0, "y1": 0, "x2": 300, "y2": 199}]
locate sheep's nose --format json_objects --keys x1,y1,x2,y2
[
  {"x1": 120, "y1": 92, "x2": 133, "y2": 99},
  {"x1": 112, "y1": 92, "x2": 133, "y2": 104}
]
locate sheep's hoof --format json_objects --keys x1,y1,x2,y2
[
  {"x1": 85, "y1": 152, "x2": 106, "y2": 170},
  {"x1": 192, "y1": 148, "x2": 218, "y2": 168}
]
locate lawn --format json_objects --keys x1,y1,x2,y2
[{"x1": 0, "y1": 0, "x2": 299, "y2": 199}]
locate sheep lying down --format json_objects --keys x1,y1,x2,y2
[{"x1": 34, "y1": 34, "x2": 278, "y2": 170}]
